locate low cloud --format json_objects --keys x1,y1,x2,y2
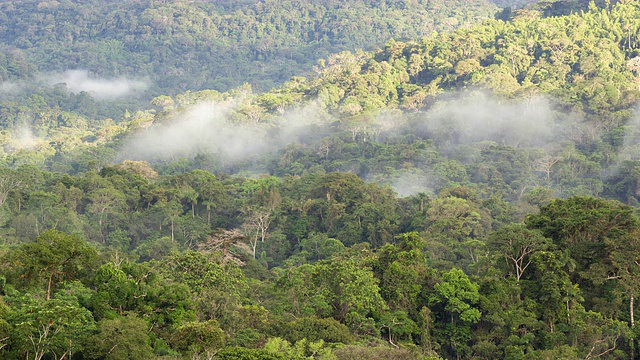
[
  {"x1": 616, "y1": 109, "x2": 640, "y2": 162},
  {"x1": 119, "y1": 102, "x2": 242, "y2": 162},
  {"x1": 417, "y1": 92, "x2": 557, "y2": 149},
  {"x1": 0, "y1": 81, "x2": 19, "y2": 95},
  {"x1": 117, "y1": 100, "x2": 329, "y2": 164},
  {"x1": 117, "y1": 90, "x2": 568, "y2": 196},
  {"x1": 41, "y1": 70, "x2": 148, "y2": 99},
  {"x1": 4, "y1": 125, "x2": 38, "y2": 152},
  {"x1": 385, "y1": 170, "x2": 436, "y2": 198}
]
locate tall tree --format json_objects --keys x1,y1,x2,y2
[
  {"x1": 7, "y1": 292, "x2": 95, "y2": 360},
  {"x1": 487, "y1": 224, "x2": 553, "y2": 283},
  {"x1": 429, "y1": 268, "x2": 482, "y2": 359},
  {"x1": 8, "y1": 229, "x2": 97, "y2": 300}
]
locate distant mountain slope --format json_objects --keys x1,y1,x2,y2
[
  {"x1": 6, "y1": 1, "x2": 640, "y2": 207},
  {"x1": 0, "y1": 0, "x2": 498, "y2": 95},
  {"x1": 262, "y1": 1, "x2": 640, "y2": 119}
]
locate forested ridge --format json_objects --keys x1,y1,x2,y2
[
  {"x1": 4, "y1": 0, "x2": 640, "y2": 359},
  {"x1": 0, "y1": 0, "x2": 500, "y2": 96}
]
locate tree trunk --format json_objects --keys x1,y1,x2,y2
[
  {"x1": 251, "y1": 238, "x2": 257, "y2": 259},
  {"x1": 46, "y1": 273, "x2": 53, "y2": 301},
  {"x1": 99, "y1": 217, "x2": 105, "y2": 243},
  {"x1": 631, "y1": 294, "x2": 635, "y2": 360},
  {"x1": 631, "y1": 294, "x2": 635, "y2": 328}
]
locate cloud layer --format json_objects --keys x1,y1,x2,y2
[
  {"x1": 117, "y1": 101, "x2": 329, "y2": 164},
  {"x1": 117, "y1": 91, "x2": 570, "y2": 198},
  {"x1": 41, "y1": 70, "x2": 148, "y2": 99},
  {"x1": 417, "y1": 92, "x2": 556, "y2": 149}
]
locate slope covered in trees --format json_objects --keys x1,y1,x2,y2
[
  {"x1": 0, "y1": 0, "x2": 499, "y2": 95},
  {"x1": 0, "y1": 165, "x2": 639, "y2": 358},
  {"x1": 4, "y1": 1, "x2": 640, "y2": 359}
]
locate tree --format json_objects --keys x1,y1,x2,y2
[
  {"x1": 584, "y1": 227, "x2": 640, "y2": 355},
  {"x1": 9, "y1": 229, "x2": 97, "y2": 300},
  {"x1": 372, "y1": 232, "x2": 430, "y2": 313},
  {"x1": 188, "y1": 169, "x2": 225, "y2": 225},
  {"x1": 214, "y1": 346, "x2": 285, "y2": 360},
  {"x1": 315, "y1": 260, "x2": 388, "y2": 322},
  {"x1": 276, "y1": 316, "x2": 354, "y2": 345},
  {"x1": 526, "y1": 196, "x2": 637, "y2": 263},
  {"x1": 426, "y1": 194, "x2": 488, "y2": 267},
  {"x1": 83, "y1": 315, "x2": 153, "y2": 360},
  {"x1": 243, "y1": 207, "x2": 275, "y2": 259},
  {"x1": 276, "y1": 259, "x2": 386, "y2": 322},
  {"x1": 275, "y1": 264, "x2": 332, "y2": 319},
  {"x1": 199, "y1": 228, "x2": 251, "y2": 265},
  {"x1": 162, "y1": 199, "x2": 183, "y2": 243},
  {"x1": 87, "y1": 187, "x2": 126, "y2": 242},
  {"x1": 0, "y1": 168, "x2": 21, "y2": 207},
  {"x1": 241, "y1": 177, "x2": 281, "y2": 259},
  {"x1": 264, "y1": 337, "x2": 337, "y2": 360},
  {"x1": 487, "y1": 224, "x2": 553, "y2": 283},
  {"x1": 525, "y1": 196, "x2": 639, "y2": 316},
  {"x1": 162, "y1": 251, "x2": 247, "y2": 328},
  {"x1": 377, "y1": 310, "x2": 419, "y2": 348},
  {"x1": 168, "y1": 320, "x2": 226, "y2": 357},
  {"x1": 91, "y1": 261, "x2": 195, "y2": 327},
  {"x1": 299, "y1": 233, "x2": 345, "y2": 263},
  {"x1": 7, "y1": 292, "x2": 95, "y2": 360},
  {"x1": 429, "y1": 268, "x2": 481, "y2": 359}
]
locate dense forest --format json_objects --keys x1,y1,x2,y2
[
  {"x1": 4, "y1": 0, "x2": 640, "y2": 359},
  {"x1": 0, "y1": 0, "x2": 501, "y2": 96}
]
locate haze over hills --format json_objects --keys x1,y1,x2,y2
[{"x1": 4, "y1": 1, "x2": 640, "y2": 359}]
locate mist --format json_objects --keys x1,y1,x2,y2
[
  {"x1": 0, "y1": 81, "x2": 19, "y2": 95},
  {"x1": 603, "y1": 107, "x2": 640, "y2": 186},
  {"x1": 384, "y1": 170, "x2": 436, "y2": 198},
  {"x1": 7, "y1": 125, "x2": 38, "y2": 152},
  {"x1": 117, "y1": 90, "x2": 568, "y2": 198},
  {"x1": 615, "y1": 109, "x2": 640, "y2": 163},
  {"x1": 117, "y1": 100, "x2": 330, "y2": 164},
  {"x1": 415, "y1": 92, "x2": 557, "y2": 149},
  {"x1": 372, "y1": 91, "x2": 564, "y2": 197},
  {"x1": 40, "y1": 70, "x2": 148, "y2": 99}
]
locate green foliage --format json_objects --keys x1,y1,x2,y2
[
  {"x1": 332, "y1": 344, "x2": 427, "y2": 360},
  {"x1": 264, "y1": 337, "x2": 337, "y2": 360},
  {"x1": 169, "y1": 320, "x2": 226, "y2": 355},
  {"x1": 525, "y1": 196, "x2": 639, "y2": 289},
  {"x1": 429, "y1": 268, "x2": 482, "y2": 358},
  {"x1": 5, "y1": 291, "x2": 95, "y2": 360},
  {"x1": 372, "y1": 232, "x2": 430, "y2": 313},
  {"x1": 276, "y1": 317, "x2": 354, "y2": 344},
  {"x1": 377, "y1": 310, "x2": 419, "y2": 344},
  {"x1": 214, "y1": 346, "x2": 286, "y2": 360},
  {"x1": 83, "y1": 315, "x2": 154, "y2": 360},
  {"x1": 0, "y1": 0, "x2": 498, "y2": 96},
  {"x1": 431, "y1": 269, "x2": 481, "y2": 323},
  {"x1": 90, "y1": 261, "x2": 195, "y2": 327},
  {"x1": 3, "y1": 1, "x2": 640, "y2": 358},
  {"x1": 274, "y1": 258, "x2": 386, "y2": 322},
  {"x1": 6, "y1": 229, "x2": 98, "y2": 300},
  {"x1": 299, "y1": 233, "x2": 345, "y2": 262},
  {"x1": 0, "y1": 298, "x2": 10, "y2": 357},
  {"x1": 487, "y1": 224, "x2": 553, "y2": 281}
]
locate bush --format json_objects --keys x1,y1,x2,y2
[{"x1": 276, "y1": 316, "x2": 355, "y2": 344}]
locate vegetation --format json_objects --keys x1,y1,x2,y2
[
  {"x1": 0, "y1": 0, "x2": 499, "y2": 95},
  {"x1": 4, "y1": 0, "x2": 640, "y2": 359}
]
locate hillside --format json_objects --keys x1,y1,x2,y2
[
  {"x1": 0, "y1": 0, "x2": 499, "y2": 95},
  {"x1": 3, "y1": 1, "x2": 640, "y2": 359}
]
